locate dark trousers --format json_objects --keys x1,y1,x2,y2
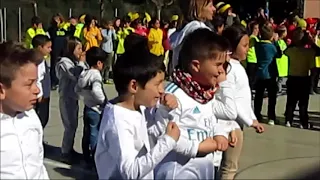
[
  {"x1": 35, "y1": 98, "x2": 50, "y2": 129},
  {"x1": 285, "y1": 76, "x2": 310, "y2": 127},
  {"x1": 246, "y1": 62, "x2": 257, "y2": 90},
  {"x1": 254, "y1": 78, "x2": 278, "y2": 121},
  {"x1": 82, "y1": 106, "x2": 101, "y2": 163},
  {"x1": 310, "y1": 68, "x2": 320, "y2": 91}
]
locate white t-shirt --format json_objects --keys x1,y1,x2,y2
[
  {"x1": 0, "y1": 109, "x2": 49, "y2": 179},
  {"x1": 152, "y1": 80, "x2": 236, "y2": 164},
  {"x1": 95, "y1": 103, "x2": 176, "y2": 180},
  {"x1": 37, "y1": 60, "x2": 51, "y2": 98}
]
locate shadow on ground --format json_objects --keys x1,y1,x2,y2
[{"x1": 44, "y1": 144, "x2": 97, "y2": 180}]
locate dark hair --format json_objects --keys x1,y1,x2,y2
[
  {"x1": 124, "y1": 33, "x2": 149, "y2": 53},
  {"x1": 84, "y1": 14, "x2": 94, "y2": 30},
  {"x1": 86, "y1": 47, "x2": 108, "y2": 67},
  {"x1": 249, "y1": 21, "x2": 259, "y2": 35},
  {"x1": 260, "y1": 24, "x2": 274, "y2": 40},
  {"x1": 149, "y1": 17, "x2": 159, "y2": 28},
  {"x1": 275, "y1": 25, "x2": 287, "y2": 37},
  {"x1": 179, "y1": 0, "x2": 213, "y2": 22},
  {"x1": 178, "y1": 28, "x2": 230, "y2": 72},
  {"x1": 0, "y1": 41, "x2": 41, "y2": 87},
  {"x1": 113, "y1": 36, "x2": 165, "y2": 95},
  {"x1": 222, "y1": 25, "x2": 248, "y2": 52},
  {"x1": 212, "y1": 15, "x2": 225, "y2": 31},
  {"x1": 32, "y1": 35, "x2": 51, "y2": 48},
  {"x1": 63, "y1": 36, "x2": 82, "y2": 61},
  {"x1": 31, "y1": 16, "x2": 42, "y2": 26}
]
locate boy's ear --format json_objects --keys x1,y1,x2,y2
[
  {"x1": 190, "y1": 60, "x2": 201, "y2": 73},
  {"x1": 128, "y1": 79, "x2": 138, "y2": 94},
  {"x1": 0, "y1": 83, "x2": 6, "y2": 100}
]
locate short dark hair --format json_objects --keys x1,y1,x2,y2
[
  {"x1": 32, "y1": 34, "x2": 51, "y2": 48},
  {"x1": 249, "y1": 21, "x2": 259, "y2": 34},
  {"x1": 124, "y1": 33, "x2": 148, "y2": 53},
  {"x1": 260, "y1": 24, "x2": 274, "y2": 40},
  {"x1": 212, "y1": 15, "x2": 225, "y2": 30},
  {"x1": 223, "y1": 24, "x2": 248, "y2": 52},
  {"x1": 178, "y1": 28, "x2": 230, "y2": 72},
  {"x1": 86, "y1": 47, "x2": 108, "y2": 67},
  {"x1": 31, "y1": 16, "x2": 42, "y2": 26},
  {"x1": 0, "y1": 41, "x2": 41, "y2": 87},
  {"x1": 113, "y1": 36, "x2": 165, "y2": 95}
]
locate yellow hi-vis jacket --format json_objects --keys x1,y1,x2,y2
[
  {"x1": 276, "y1": 39, "x2": 289, "y2": 77},
  {"x1": 247, "y1": 35, "x2": 259, "y2": 63},
  {"x1": 315, "y1": 35, "x2": 320, "y2": 68},
  {"x1": 25, "y1": 27, "x2": 46, "y2": 49}
]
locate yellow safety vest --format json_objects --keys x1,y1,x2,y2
[
  {"x1": 74, "y1": 23, "x2": 84, "y2": 39},
  {"x1": 276, "y1": 39, "x2": 289, "y2": 77},
  {"x1": 247, "y1": 35, "x2": 259, "y2": 63},
  {"x1": 25, "y1": 27, "x2": 46, "y2": 49},
  {"x1": 315, "y1": 36, "x2": 320, "y2": 68}
]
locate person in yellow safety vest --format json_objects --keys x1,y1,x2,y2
[
  {"x1": 25, "y1": 16, "x2": 46, "y2": 49},
  {"x1": 246, "y1": 21, "x2": 260, "y2": 90},
  {"x1": 310, "y1": 28, "x2": 320, "y2": 94},
  {"x1": 116, "y1": 16, "x2": 135, "y2": 56},
  {"x1": 275, "y1": 25, "x2": 288, "y2": 94}
]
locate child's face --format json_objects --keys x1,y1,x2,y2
[
  {"x1": 191, "y1": 52, "x2": 227, "y2": 87},
  {"x1": 134, "y1": 72, "x2": 165, "y2": 108},
  {"x1": 282, "y1": 30, "x2": 288, "y2": 38},
  {"x1": 73, "y1": 43, "x2": 83, "y2": 59},
  {"x1": 38, "y1": 41, "x2": 52, "y2": 57},
  {"x1": 253, "y1": 25, "x2": 259, "y2": 35},
  {"x1": 201, "y1": 1, "x2": 215, "y2": 21},
  {"x1": 234, "y1": 35, "x2": 249, "y2": 61},
  {"x1": 0, "y1": 63, "x2": 40, "y2": 115},
  {"x1": 154, "y1": 20, "x2": 160, "y2": 29}
]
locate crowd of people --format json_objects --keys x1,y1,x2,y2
[{"x1": 1, "y1": 0, "x2": 320, "y2": 179}]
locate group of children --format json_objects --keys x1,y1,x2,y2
[
  {"x1": 1, "y1": 0, "x2": 320, "y2": 179},
  {"x1": 246, "y1": 17, "x2": 320, "y2": 128}
]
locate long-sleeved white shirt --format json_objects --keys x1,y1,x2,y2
[
  {"x1": 95, "y1": 103, "x2": 177, "y2": 179},
  {"x1": 75, "y1": 69, "x2": 107, "y2": 114},
  {"x1": 150, "y1": 80, "x2": 236, "y2": 163},
  {"x1": 215, "y1": 59, "x2": 256, "y2": 127},
  {"x1": 0, "y1": 109, "x2": 49, "y2": 179},
  {"x1": 37, "y1": 60, "x2": 51, "y2": 99}
]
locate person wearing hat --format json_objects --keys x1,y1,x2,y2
[{"x1": 215, "y1": 2, "x2": 240, "y2": 28}]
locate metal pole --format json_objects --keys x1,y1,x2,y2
[
  {"x1": 18, "y1": 7, "x2": 22, "y2": 42},
  {"x1": 3, "y1": 7, "x2": 6, "y2": 41},
  {"x1": 115, "y1": 8, "x2": 118, "y2": 17},
  {"x1": 0, "y1": 9, "x2": 3, "y2": 43},
  {"x1": 69, "y1": 8, "x2": 72, "y2": 18}
]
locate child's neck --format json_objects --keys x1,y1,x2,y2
[
  {"x1": 0, "y1": 102, "x2": 19, "y2": 117},
  {"x1": 116, "y1": 95, "x2": 141, "y2": 112}
]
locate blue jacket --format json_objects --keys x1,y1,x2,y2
[{"x1": 255, "y1": 40, "x2": 279, "y2": 79}]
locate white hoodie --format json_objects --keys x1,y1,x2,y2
[
  {"x1": 169, "y1": 21, "x2": 210, "y2": 69},
  {"x1": 75, "y1": 69, "x2": 107, "y2": 114}
]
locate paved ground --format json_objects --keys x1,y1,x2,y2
[{"x1": 43, "y1": 84, "x2": 320, "y2": 179}]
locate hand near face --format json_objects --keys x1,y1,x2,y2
[{"x1": 160, "y1": 93, "x2": 178, "y2": 110}]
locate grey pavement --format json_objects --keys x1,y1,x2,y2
[{"x1": 43, "y1": 84, "x2": 320, "y2": 179}]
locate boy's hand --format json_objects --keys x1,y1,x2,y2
[
  {"x1": 160, "y1": 94, "x2": 178, "y2": 110},
  {"x1": 229, "y1": 130, "x2": 238, "y2": 147},
  {"x1": 166, "y1": 122, "x2": 180, "y2": 142},
  {"x1": 252, "y1": 120, "x2": 265, "y2": 133},
  {"x1": 79, "y1": 52, "x2": 86, "y2": 62},
  {"x1": 213, "y1": 135, "x2": 229, "y2": 151}
]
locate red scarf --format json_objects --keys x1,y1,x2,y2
[{"x1": 172, "y1": 69, "x2": 218, "y2": 104}]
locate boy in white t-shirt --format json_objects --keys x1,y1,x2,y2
[
  {"x1": 95, "y1": 35, "x2": 180, "y2": 179},
  {"x1": 0, "y1": 42, "x2": 49, "y2": 179},
  {"x1": 32, "y1": 34, "x2": 52, "y2": 129}
]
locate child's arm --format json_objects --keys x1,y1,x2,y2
[
  {"x1": 107, "y1": 119, "x2": 178, "y2": 179},
  {"x1": 212, "y1": 80, "x2": 237, "y2": 120},
  {"x1": 91, "y1": 79, "x2": 107, "y2": 105}
]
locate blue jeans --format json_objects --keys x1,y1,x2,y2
[{"x1": 82, "y1": 106, "x2": 101, "y2": 162}]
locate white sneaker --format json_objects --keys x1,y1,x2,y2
[
  {"x1": 285, "y1": 122, "x2": 291, "y2": 127},
  {"x1": 268, "y1": 120, "x2": 275, "y2": 126}
]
